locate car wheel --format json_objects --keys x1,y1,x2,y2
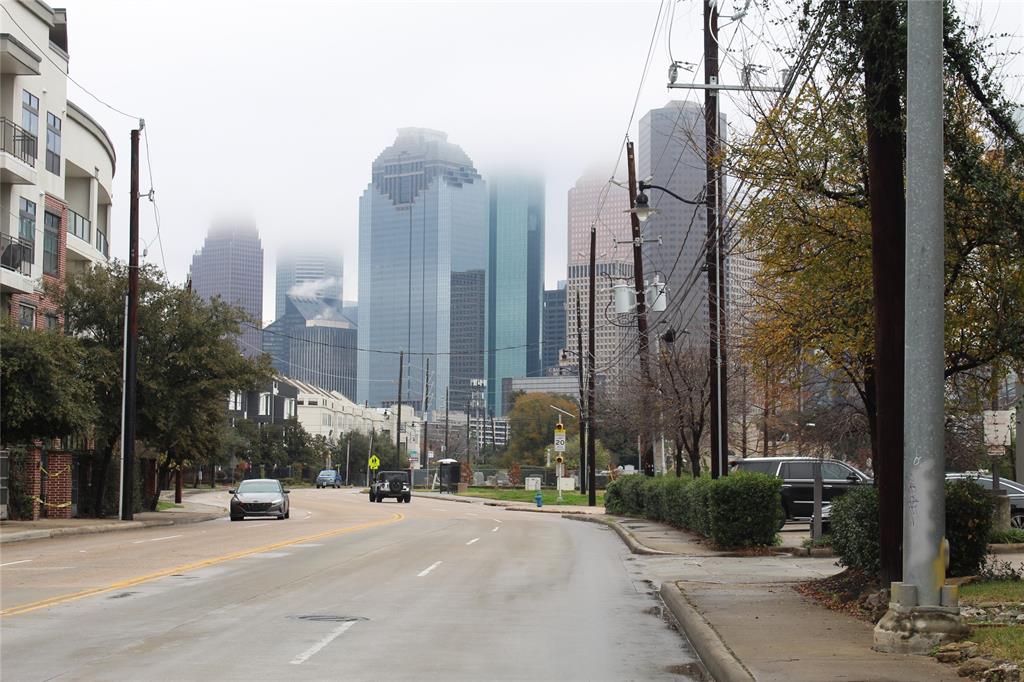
[
  {"x1": 285, "y1": 510, "x2": 290, "y2": 519},
  {"x1": 278, "y1": 513, "x2": 286, "y2": 520},
  {"x1": 1012, "y1": 513, "x2": 1024, "y2": 530},
  {"x1": 375, "y1": 495, "x2": 382, "y2": 503},
  {"x1": 369, "y1": 492, "x2": 375, "y2": 502},
  {"x1": 405, "y1": 495, "x2": 411, "y2": 503}
]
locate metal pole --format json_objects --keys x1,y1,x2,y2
[
  {"x1": 423, "y1": 357, "x2": 430, "y2": 470},
  {"x1": 903, "y1": 0, "x2": 945, "y2": 608},
  {"x1": 345, "y1": 439, "x2": 351, "y2": 486},
  {"x1": 120, "y1": 127, "x2": 141, "y2": 521},
  {"x1": 577, "y1": 290, "x2": 587, "y2": 495},
  {"x1": 366, "y1": 432, "x2": 373, "y2": 487},
  {"x1": 117, "y1": 293, "x2": 128, "y2": 519},
  {"x1": 445, "y1": 386, "x2": 450, "y2": 455},
  {"x1": 625, "y1": 142, "x2": 654, "y2": 477},
  {"x1": 587, "y1": 224, "x2": 597, "y2": 506},
  {"x1": 1015, "y1": 379, "x2": 1023, "y2": 484},
  {"x1": 396, "y1": 350, "x2": 404, "y2": 468}
]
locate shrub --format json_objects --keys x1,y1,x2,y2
[
  {"x1": 830, "y1": 485, "x2": 881, "y2": 574},
  {"x1": 687, "y1": 476, "x2": 714, "y2": 537},
  {"x1": 604, "y1": 477, "x2": 625, "y2": 514},
  {"x1": 663, "y1": 477, "x2": 690, "y2": 528},
  {"x1": 605, "y1": 475, "x2": 645, "y2": 516},
  {"x1": 707, "y1": 472, "x2": 782, "y2": 549},
  {"x1": 644, "y1": 477, "x2": 670, "y2": 522},
  {"x1": 946, "y1": 478, "x2": 994, "y2": 577},
  {"x1": 990, "y1": 528, "x2": 1024, "y2": 545}
]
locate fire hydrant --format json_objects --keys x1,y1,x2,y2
[{"x1": 535, "y1": 490, "x2": 543, "y2": 507}]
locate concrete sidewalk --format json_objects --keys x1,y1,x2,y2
[
  {"x1": 602, "y1": 516, "x2": 960, "y2": 682},
  {"x1": 0, "y1": 492, "x2": 226, "y2": 545}
]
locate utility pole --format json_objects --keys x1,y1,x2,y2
[
  {"x1": 465, "y1": 401, "x2": 471, "y2": 463},
  {"x1": 444, "y1": 386, "x2": 450, "y2": 456},
  {"x1": 345, "y1": 438, "x2": 351, "y2": 486},
  {"x1": 422, "y1": 357, "x2": 430, "y2": 469},
  {"x1": 577, "y1": 290, "x2": 588, "y2": 495},
  {"x1": 120, "y1": 125, "x2": 141, "y2": 521},
  {"x1": 625, "y1": 142, "x2": 655, "y2": 477},
  {"x1": 704, "y1": 0, "x2": 729, "y2": 479},
  {"x1": 396, "y1": 350, "x2": 404, "y2": 468},
  {"x1": 587, "y1": 224, "x2": 597, "y2": 506}
]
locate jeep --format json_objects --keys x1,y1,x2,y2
[{"x1": 370, "y1": 470, "x2": 411, "y2": 503}]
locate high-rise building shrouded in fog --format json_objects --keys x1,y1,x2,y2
[
  {"x1": 487, "y1": 175, "x2": 544, "y2": 416},
  {"x1": 357, "y1": 128, "x2": 488, "y2": 411},
  {"x1": 190, "y1": 223, "x2": 263, "y2": 357},
  {"x1": 275, "y1": 246, "x2": 344, "y2": 321}
]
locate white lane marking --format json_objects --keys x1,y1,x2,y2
[
  {"x1": 417, "y1": 561, "x2": 442, "y2": 577},
  {"x1": 0, "y1": 559, "x2": 32, "y2": 567},
  {"x1": 132, "y1": 534, "x2": 182, "y2": 545},
  {"x1": 491, "y1": 519, "x2": 502, "y2": 523},
  {"x1": 290, "y1": 620, "x2": 357, "y2": 665},
  {"x1": 466, "y1": 537, "x2": 480, "y2": 546},
  {"x1": 303, "y1": 511, "x2": 313, "y2": 519},
  {"x1": 491, "y1": 527, "x2": 499, "y2": 533},
  {"x1": 243, "y1": 523, "x2": 269, "y2": 528}
]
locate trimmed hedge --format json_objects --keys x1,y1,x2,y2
[
  {"x1": 830, "y1": 479, "x2": 995, "y2": 578},
  {"x1": 604, "y1": 472, "x2": 781, "y2": 549}
]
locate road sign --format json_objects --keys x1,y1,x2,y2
[
  {"x1": 984, "y1": 410, "x2": 1014, "y2": 452},
  {"x1": 368, "y1": 454, "x2": 380, "y2": 470},
  {"x1": 554, "y1": 423, "x2": 566, "y2": 453}
]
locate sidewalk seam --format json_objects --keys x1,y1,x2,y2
[{"x1": 659, "y1": 581, "x2": 756, "y2": 682}]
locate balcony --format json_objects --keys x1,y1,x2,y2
[
  {"x1": 0, "y1": 118, "x2": 38, "y2": 185},
  {"x1": 68, "y1": 209, "x2": 91, "y2": 243},
  {"x1": 0, "y1": 233, "x2": 35, "y2": 295}
]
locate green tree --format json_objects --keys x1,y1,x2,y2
[{"x1": 504, "y1": 393, "x2": 579, "y2": 464}]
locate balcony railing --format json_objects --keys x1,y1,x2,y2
[
  {"x1": 1, "y1": 232, "x2": 34, "y2": 277},
  {"x1": 96, "y1": 229, "x2": 109, "y2": 258},
  {"x1": 0, "y1": 118, "x2": 38, "y2": 166},
  {"x1": 68, "y1": 209, "x2": 91, "y2": 243}
]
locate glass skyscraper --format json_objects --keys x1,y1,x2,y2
[
  {"x1": 542, "y1": 282, "x2": 567, "y2": 376},
  {"x1": 275, "y1": 246, "x2": 344, "y2": 322},
  {"x1": 190, "y1": 223, "x2": 263, "y2": 358},
  {"x1": 357, "y1": 128, "x2": 488, "y2": 411},
  {"x1": 487, "y1": 175, "x2": 544, "y2": 416}
]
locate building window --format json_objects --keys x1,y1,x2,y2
[
  {"x1": 43, "y1": 212, "x2": 60, "y2": 276},
  {"x1": 45, "y1": 313, "x2": 59, "y2": 330},
  {"x1": 228, "y1": 391, "x2": 244, "y2": 411},
  {"x1": 285, "y1": 398, "x2": 296, "y2": 419},
  {"x1": 18, "y1": 198, "x2": 35, "y2": 245},
  {"x1": 21, "y1": 91, "x2": 39, "y2": 158},
  {"x1": 259, "y1": 393, "x2": 272, "y2": 416},
  {"x1": 96, "y1": 227, "x2": 108, "y2": 257},
  {"x1": 45, "y1": 113, "x2": 61, "y2": 175},
  {"x1": 19, "y1": 304, "x2": 35, "y2": 329}
]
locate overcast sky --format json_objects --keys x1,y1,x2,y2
[{"x1": 49, "y1": 0, "x2": 1022, "y2": 324}]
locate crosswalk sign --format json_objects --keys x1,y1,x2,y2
[{"x1": 368, "y1": 454, "x2": 380, "y2": 470}]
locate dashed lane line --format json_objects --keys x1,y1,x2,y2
[
  {"x1": 0, "y1": 560, "x2": 32, "y2": 567},
  {"x1": 290, "y1": 620, "x2": 357, "y2": 665},
  {"x1": 491, "y1": 527, "x2": 499, "y2": 533},
  {"x1": 0, "y1": 513, "x2": 404, "y2": 618},
  {"x1": 417, "y1": 561, "x2": 442, "y2": 577},
  {"x1": 466, "y1": 538, "x2": 480, "y2": 546},
  {"x1": 132, "y1": 534, "x2": 182, "y2": 545}
]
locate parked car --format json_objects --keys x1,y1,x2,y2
[
  {"x1": 370, "y1": 470, "x2": 411, "y2": 503},
  {"x1": 946, "y1": 472, "x2": 1024, "y2": 528},
  {"x1": 229, "y1": 479, "x2": 290, "y2": 521},
  {"x1": 731, "y1": 457, "x2": 871, "y2": 527},
  {"x1": 316, "y1": 469, "x2": 342, "y2": 488}
]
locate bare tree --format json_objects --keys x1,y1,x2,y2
[{"x1": 657, "y1": 342, "x2": 711, "y2": 477}]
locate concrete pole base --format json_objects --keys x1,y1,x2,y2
[
  {"x1": 873, "y1": 605, "x2": 968, "y2": 654},
  {"x1": 993, "y1": 493, "x2": 1011, "y2": 532}
]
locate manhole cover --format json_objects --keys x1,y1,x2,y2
[{"x1": 295, "y1": 615, "x2": 366, "y2": 623}]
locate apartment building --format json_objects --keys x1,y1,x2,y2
[{"x1": 1, "y1": 1, "x2": 115, "y2": 327}]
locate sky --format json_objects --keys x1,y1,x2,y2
[{"x1": 40, "y1": 0, "x2": 1024, "y2": 325}]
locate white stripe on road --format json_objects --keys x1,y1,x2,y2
[
  {"x1": 491, "y1": 527, "x2": 499, "y2": 532},
  {"x1": 132, "y1": 534, "x2": 182, "y2": 545},
  {"x1": 290, "y1": 620, "x2": 356, "y2": 665},
  {"x1": 0, "y1": 559, "x2": 32, "y2": 567},
  {"x1": 417, "y1": 561, "x2": 442, "y2": 577},
  {"x1": 491, "y1": 519, "x2": 502, "y2": 523},
  {"x1": 466, "y1": 538, "x2": 480, "y2": 546}
]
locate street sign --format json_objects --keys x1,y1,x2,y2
[
  {"x1": 984, "y1": 410, "x2": 1014, "y2": 452},
  {"x1": 554, "y1": 423, "x2": 566, "y2": 453},
  {"x1": 368, "y1": 454, "x2": 380, "y2": 470},
  {"x1": 427, "y1": 451, "x2": 434, "y2": 459}
]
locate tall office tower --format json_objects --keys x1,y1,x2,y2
[
  {"x1": 275, "y1": 246, "x2": 344, "y2": 321},
  {"x1": 357, "y1": 128, "x2": 488, "y2": 410},
  {"x1": 566, "y1": 174, "x2": 634, "y2": 380},
  {"x1": 487, "y1": 175, "x2": 544, "y2": 416},
  {"x1": 451, "y1": 270, "x2": 486, "y2": 412},
  {"x1": 637, "y1": 100, "x2": 726, "y2": 338},
  {"x1": 542, "y1": 282, "x2": 567, "y2": 376},
  {"x1": 190, "y1": 223, "x2": 263, "y2": 358},
  {"x1": 263, "y1": 295, "x2": 357, "y2": 400}
]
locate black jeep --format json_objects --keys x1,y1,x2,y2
[{"x1": 370, "y1": 470, "x2": 411, "y2": 503}]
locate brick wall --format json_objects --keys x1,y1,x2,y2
[
  {"x1": 27, "y1": 445, "x2": 42, "y2": 520},
  {"x1": 43, "y1": 451, "x2": 74, "y2": 519},
  {"x1": 7, "y1": 193, "x2": 67, "y2": 329}
]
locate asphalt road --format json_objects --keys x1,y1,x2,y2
[{"x1": 1, "y1": 488, "x2": 703, "y2": 681}]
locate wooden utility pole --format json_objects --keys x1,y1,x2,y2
[
  {"x1": 625, "y1": 142, "x2": 655, "y2": 477},
  {"x1": 120, "y1": 126, "x2": 141, "y2": 521},
  {"x1": 587, "y1": 225, "x2": 597, "y2": 506},
  {"x1": 444, "y1": 386, "x2": 450, "y2": 456},
  {"x1": 396, "y1": 350, "x2": 404, "y2": 468},
  {"x1": 577, "y1": 290, "x2": 587, "y2": 495},
  {"x1": 703, "y1": 0, "x2": 729, "y2": 479}
]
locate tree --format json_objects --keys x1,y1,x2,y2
[
  {"x1": 656, "y1": 342, "x2": 711, "y2": 477},
  {"x1": 1, "y1": 320, "x2": 96, "y2": 445},
  {"x1": 505, "y1": 393, "x2": 580, "y2": 464}
]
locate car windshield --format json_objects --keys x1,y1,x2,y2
[
  {"x1": 237, "y1": 481, "x2": 281, "y2": 494},
  {"x1": 318, "y1": 470, "x2": 335, "y2": 477},
  {"x1": 379, "y1": 472, "x2": 407, "y2": 481}
]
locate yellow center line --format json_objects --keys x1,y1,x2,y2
[{"x1": 0, "y1": 513, "x2": 403, "y2": 618}]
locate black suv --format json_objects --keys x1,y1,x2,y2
[
  {"x1": 370, "y1": 470, "x2": 411, "y2": 503},
  {"x1": 731, "y1": 457, "x2": 871, "y2": 525}
]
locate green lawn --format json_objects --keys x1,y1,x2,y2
[
  {"x1": 458, "y1": 487, "x2": 604, "y2": 506},
  {"x1": 961, "y1": 580, "x2": 1024, "y2": 605},
  {"x1": 156, "y1": 500, "x2": 182, "y2": 511},
  {"x1": 972, "y1": 626, "x2": 1024, "y2": 664}
]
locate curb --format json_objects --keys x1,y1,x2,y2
[
  {"x1": 562, "y1": 514, "x2": 674, "y2": 555},
  {"x1": 659, "y1": 582, "x2": 756, "y2": 682},
  {"x1": 0, "y1": 512, "x2": 224, "y2": 545}
]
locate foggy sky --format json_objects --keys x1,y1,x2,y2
[{"x1": 46, "y1": 0, "x2": 1022, "y2": 324}]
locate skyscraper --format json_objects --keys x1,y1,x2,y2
[
  {"x1": 487, "y1": 175, "x2": 544, "y2": 416},
  {"x1": 566, "y1": 174, "x2": 634, "y2": 380},
  {"x1": 637, "y1": 100, "x2": 725, "y2": 338},
  {"x1": 275, "y1": 246, "x2": 344, "y2": 321},
  {"x1": 357, "y1": 128, "x2": 488, "y2": 411},
  {"x1": 263, "y1": 295, "x2": 357, "y2": 400},
  {"x1": 190, "y1": 223, "x2": 263, "y2": 357},
  {"x1": 542, "y1": 282, "x2": 567, "y2": 376}
]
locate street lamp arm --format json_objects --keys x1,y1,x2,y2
[
  {"x1": 550, "y1": 405, "x2": 578, "y2": 420},
  {"x1": 639, "y1": 181, "x2": 706, "y2": 205}
]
